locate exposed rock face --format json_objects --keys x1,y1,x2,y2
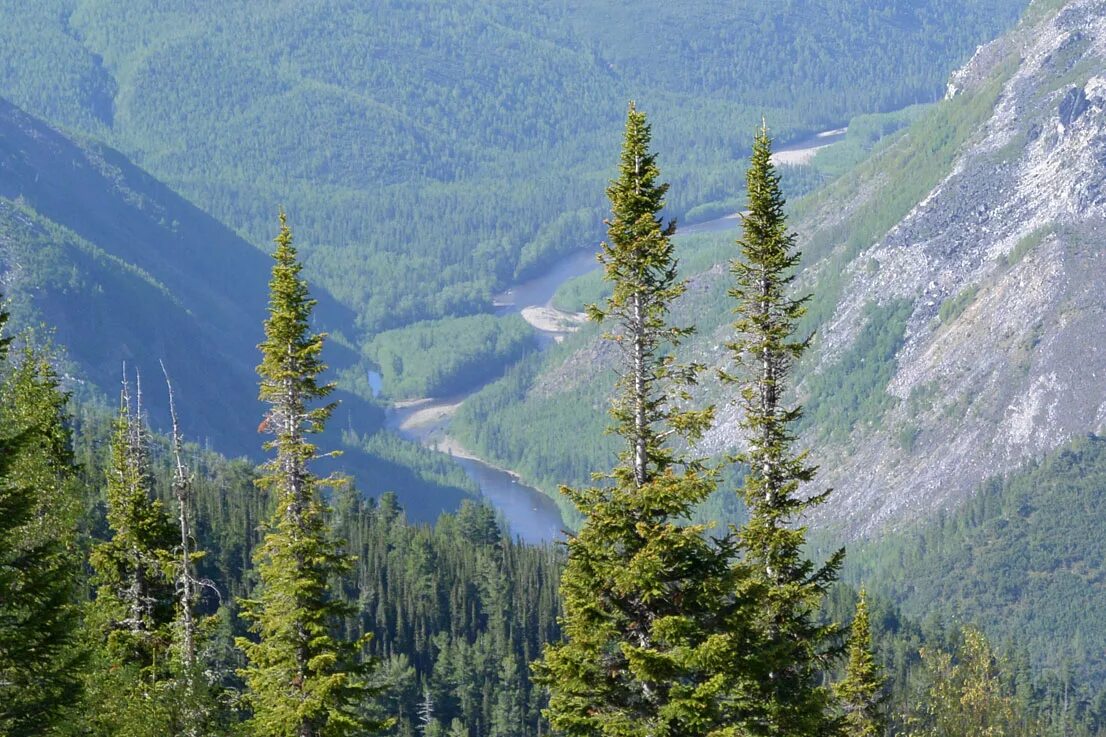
[
  {"x1": 489, "y1": 0, "x2": 1106, "y2": 539},
  {"x1": 1060, "y1": 84, "x2": 1089, "y2": 127},
  {"x1": 778, "y1": 0, "x2": 1106, "y2": 535}
]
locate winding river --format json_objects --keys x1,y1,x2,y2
[{"x1": 379, "y1": 126, "x2": 847, "y2": 543}]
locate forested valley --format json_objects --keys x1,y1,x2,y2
[
  {"x1": 8, "y1": 0, "x2": 1106, "y2": 735},
  {"x1": 0, "y1": 0, "x2": 1027, "y2": 385},
  {"x1": 4, "y1": 93, "x2": 1106, "y2": 735}
]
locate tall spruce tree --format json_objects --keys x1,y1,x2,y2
[
  {"x1": 237, "y1": 212, "x2": 385, "y2": 737},
  {"x1": 724, "y1": 123, "x2": 844, "y2": 736},
  {"x1": 836, "y1": 590, "x2": 885, "y2": 737},
  {"x1": 536, "y1": 104, "x2": 760, "y2": 737},
  {"x1": 0, "y1": 316, "x2": 84, "y2": 735}
]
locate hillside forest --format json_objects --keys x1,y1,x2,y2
[
  {"x1": 4, "y1": 96, "x2": 1106, "y2": 736},
  {"x1": 9, "y1": 1, "x2": 1106, "y2": 736}
]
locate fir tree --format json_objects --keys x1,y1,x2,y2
[
  {"x1": 536, "y1": 104, "x2": 759, "y2": 737},
  {"x1": 237, "y1": 212, "x2": 386, "y2": 737},
  {"x1": 724, "y1": 123, "x2": 844, "y2": 736},
  {"x1": 0, "y1": 325, "x2": 83, "y2": 735},
  {"x1": 836, "y1": 590, "x2": 886, "y2": 737}
]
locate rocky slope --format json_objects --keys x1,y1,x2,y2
[
  {"x1": 464, "y1": 0, "x2": 1106, "y2": 538},
  {"x1": 739, "y1": 0, "x2": 1106, "y2": 535}
]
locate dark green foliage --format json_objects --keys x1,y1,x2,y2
[
  {"x1": 84, "y1": 378, "x2": 180, "y2": 736},
  {"x1": 238, "y1": 214, "x2": 385, "y2": 737},
  {"x1": 366, "y1": 315, "x2": 537, "y2": 400},
  {"x1": 850, "y1": 434, "x2": 1106, "y2": 692},
  {"x1": 821, "y1": 586, "x2": 1106, "y2": 737},
  {"x1": 0, "y1": 326, "x2": 83, "y2": 736},
  {"x1": 536, "y1": 105, "x2": 760, "y2": 737},
  {"x1": 65, "y1": 395, "x2": 564, "y2": 737},
  {"x1": 724, "y1": 125, "x2": 843, "y2": 735},
  {"x1": 332, "y1": 493, "x2": 563, "y2": 737}
]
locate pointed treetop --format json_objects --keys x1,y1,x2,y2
[{"x1": 837, "y1": 588, "x2": 887, "y2": 737}]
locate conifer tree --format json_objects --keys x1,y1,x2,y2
[
  {"x1": 85, "y1": 371, "x2": 179, "y2": 737},
  {"x1": 237, "y1": 212, "x2": 385, "y2": 737},
  {"x1": 836, "y1": 590, "x2": 886, "y2": 737},
  {"x1": 724, "y1": 123, "x2": 844, "y2": 736},
  {"x1": 536, "y1": 104, "x2": 759, "y2": 737},
  {"x1": 0, "y1": 319, "x2": 83, "y2": 735}
]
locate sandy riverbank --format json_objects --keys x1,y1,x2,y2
[
  {"x1": 770, "y1": 127, "x2": 847, "y2": 166},
  {"x1": 389, "y1": 397, "x2": 527, "y2": 480},
  {"x1": 520, "y1": 305, "x2": 587, "y2": 334}
]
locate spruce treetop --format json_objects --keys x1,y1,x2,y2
[
  {"x1": 258, "y1": 209, "x2": 335, "y2": 452},
  {"x1": 588, "y1": 102, "x2": 711, "y2": 490},
  {"x1": 837, "y1": 590, "x2": 887, "y2": 737},
  {"x1": 724, "y1": 123, "x2": 844, "y2": 736},
  {"x1": 239, "y1": 212, "x2": 385, "y2": 737},
  {"x1": 537, "y1": 104, "x2": 760, "y2": 737}
]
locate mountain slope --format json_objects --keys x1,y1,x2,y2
[
  {"x1": 848, "y1": 433, "x2": 1106, "y2": 685},
  {"x1": 777, "y1": 0, "x2": 1106, "y2": 533},
  {"x1": 0, "y1": 94, "x2": 276, "y2": 449},
  {"x1": 452, "y1": 0, "x2": 1106, "y2": 536},
  {"x1": 0, "y1": 97, "x2": 475, "y2": 517},
  {"x1": 0, "y1": 0, "x2": 1028, "y2": 340}
]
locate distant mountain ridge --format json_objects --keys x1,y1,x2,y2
[
  {"x1": 0, "y1": 96, "x2": 475, "y2": 516},
  {"x1": 0, "y1": 94, "x2": 273, "y2": 450}
]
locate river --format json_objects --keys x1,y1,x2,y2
[
  {"x1": 380, "y1": 207, "x2": 744, "y2": 544},
  {"x1": 378, "y1": 125, "x2": 847, "y2": 543}
]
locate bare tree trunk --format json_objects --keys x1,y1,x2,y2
[
  {"x1": 161, "y1": 363, "x2": 202, "y2": 737},
  {"x1": 761, "y1": 274, "x2": 773, "y2": 501},
  {"x1": 161, "y1": 364, "x2": 197, "y2": 672},
  {"x1": 631, "y1": 151, "x2": 649, "y2": 489},
  {"x1": 281, "y1": 345, "x2": 314, "y2": 737},
  {"x1": 633, "y1": 292, "x2": 647, "y2": 487}
]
